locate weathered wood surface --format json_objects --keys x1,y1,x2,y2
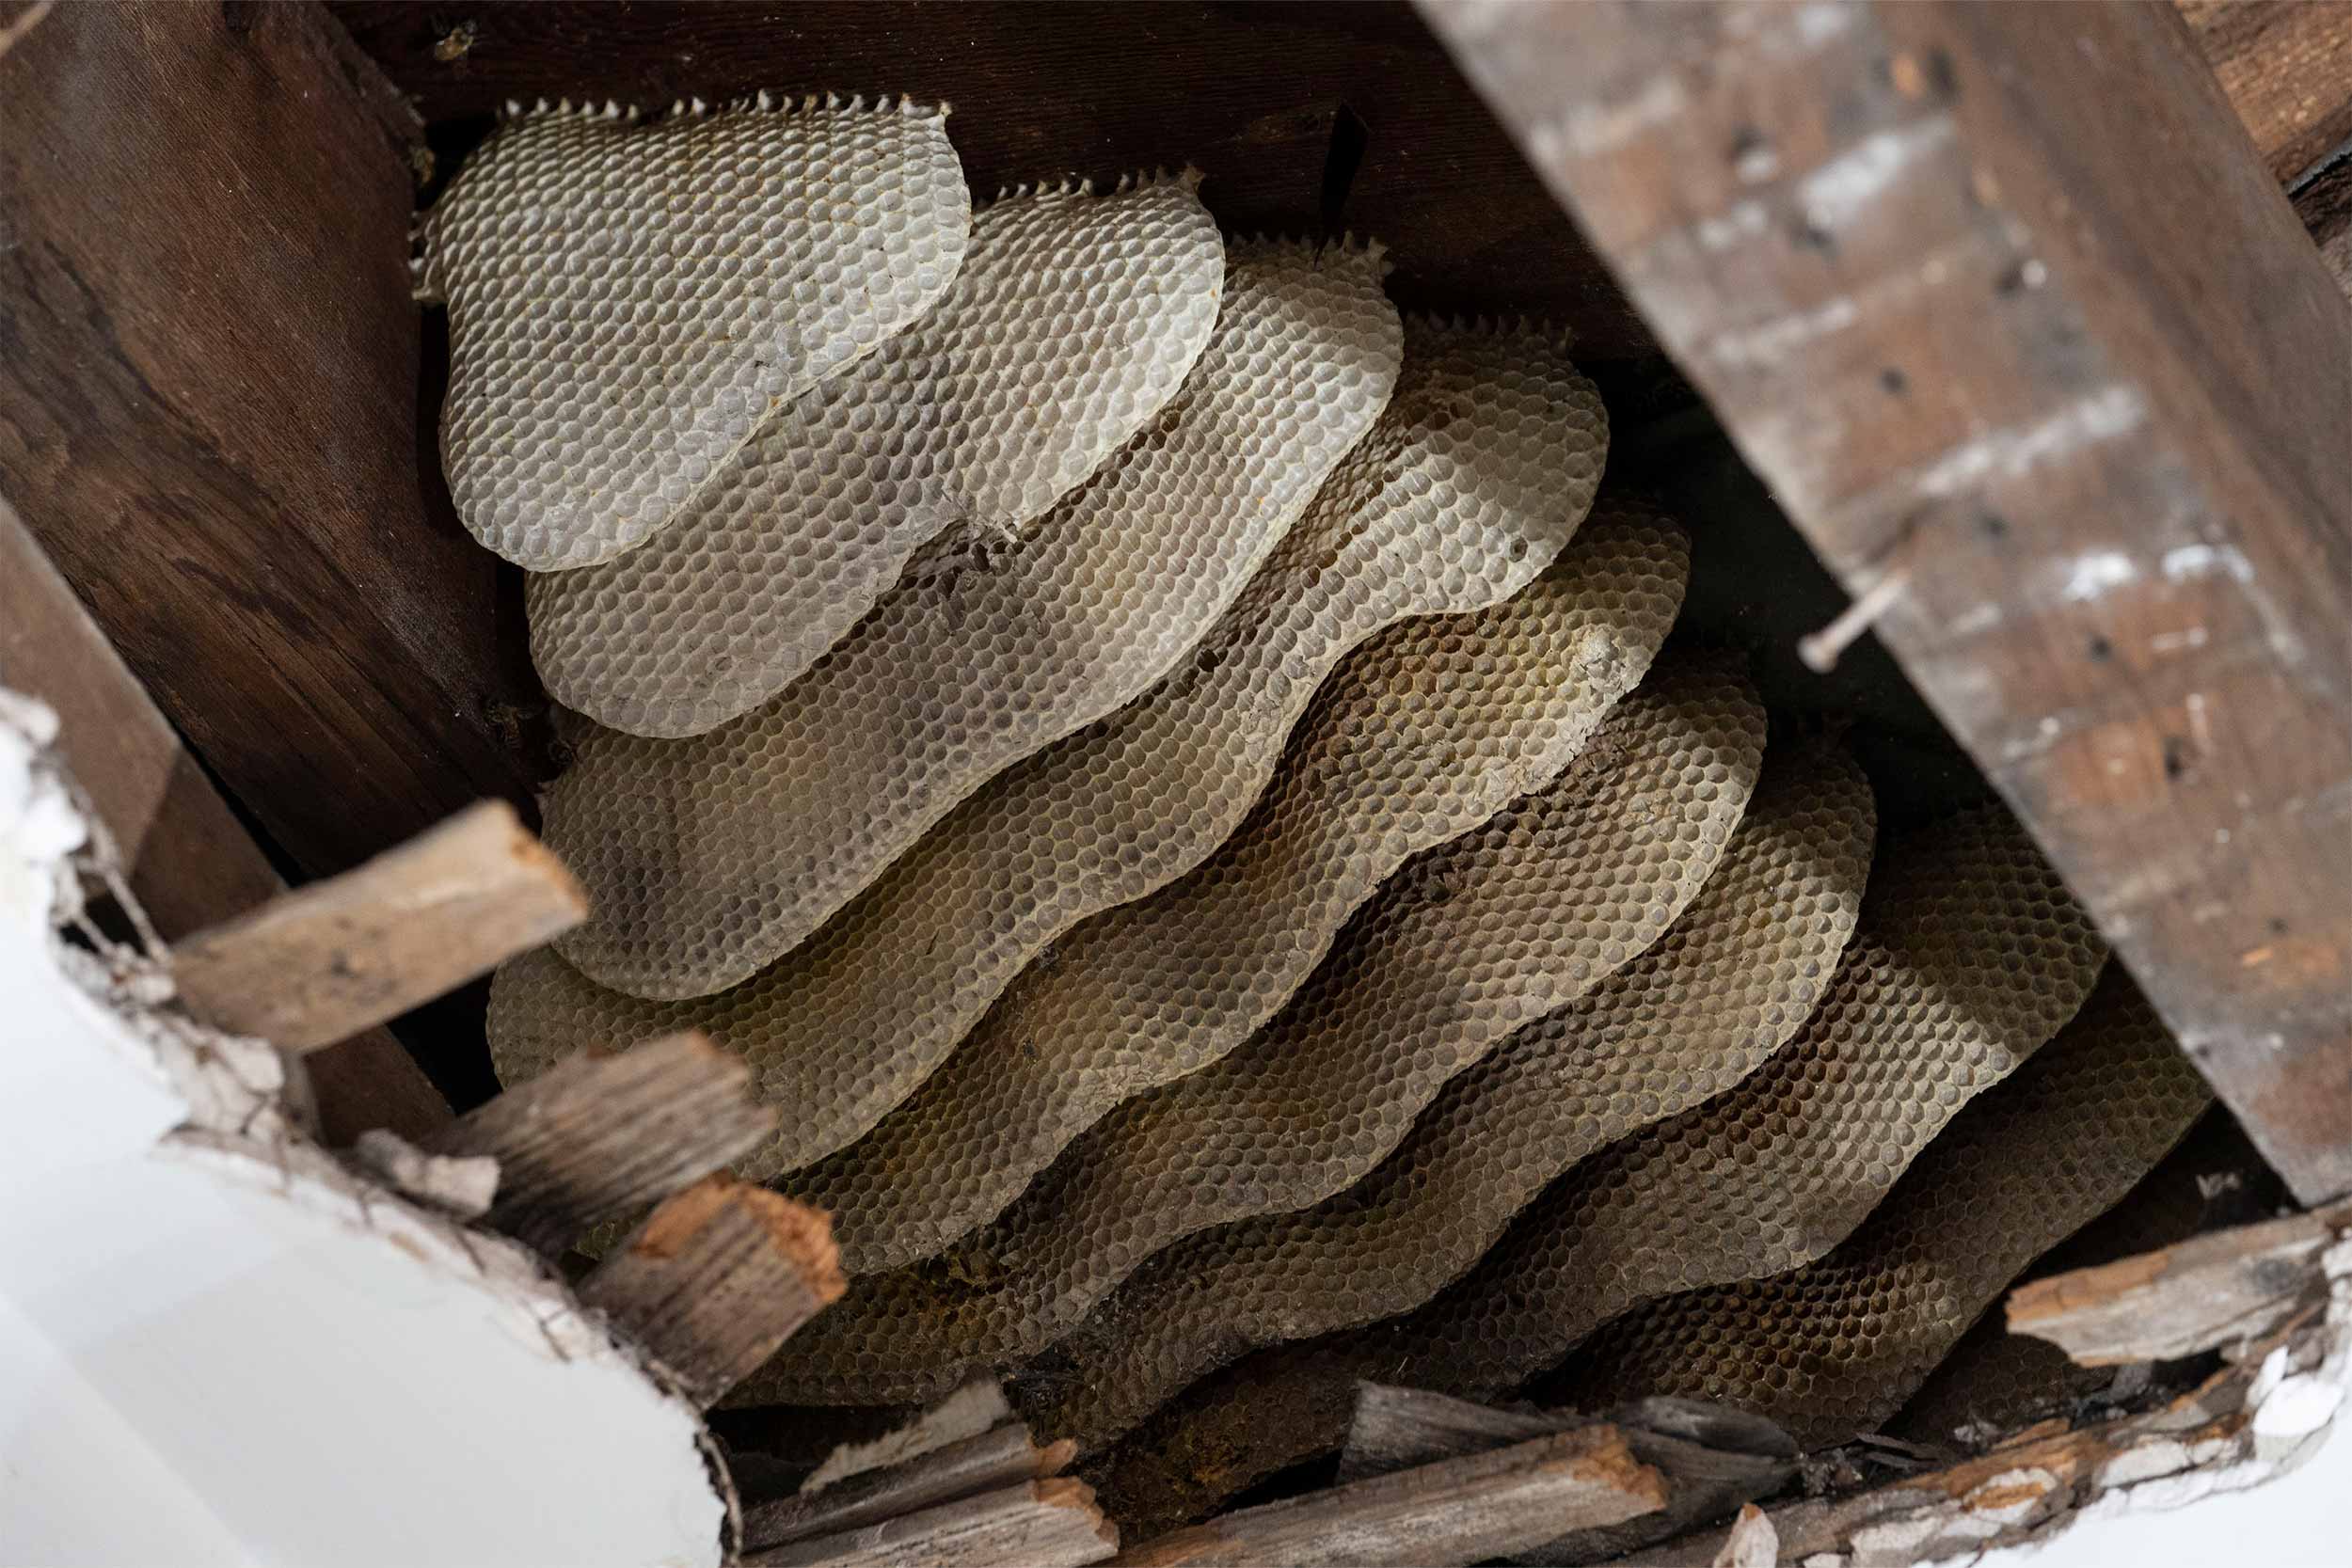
[
  {"x1": 2178, "y1": 0, "x2": 2352, "y2": 183},
  {"x1": 0, "y1": 1, "x2": 544, "y2": 893},
  {"x1": 170, "y1": 801, "x2": 584, "y2": 1051},
  {"x1": 2008, "y1": 1196, "x2": 2352, "y2": 1367},
  {"x1": 327, "y1": 0, "x2": 1653, "y2": 354},
  {"x1": 0, "y1": 498, "x2": 450, "y2": 1144},
  {"x1": 1107, "y1": 1428, "x2": 1665, "y2": 1568},
  {"x1": 1337, "y1": 1385, "x2": 1794, "y2": 1568},
  {"x1": 746, "y1": 1477, "x2": 1118, "y2": 1568},
  {"x1": 425, "y1": 1030, "x2": 777, "y2": 1253},
  {"x1": 581, "y1": 1174, "x2": 845, "y2": 1407},
  {"x1": 745, "y1": 1424, "x2": 1075, "y2": 1552},
  {"x1": 1420, "y1": 0, "x2": 2352, "y2": 1203}
]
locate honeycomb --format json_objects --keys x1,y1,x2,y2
[
  {"x1": 766, "y1": 514, "x2": 1690, "y2": 1272},
  {"x1": 418, "y1": 97, "x2": 970, "y2": 570},
  {"x1": 1085, "y1": 806, "x2": 2106, "y2": 1529},
  {"x1": 736, "y1": 651, "x2": 1766, "y2": 1409},
  {"x1": 1546, "y1": 968, "x2": 2209, "y2": 1448},
  {"x1": 488, "y1": 328, "x2": 1610, "y2": 1167},
  {"x1": 527, "y1": 175, "x2": 1227, "y2": 736},
  {"x1": 1022, "y1": 740, "x2": 1877, "y2": 1452},
  {"x1": 538, "y1": 241, "x2": 1405, "y2": 999}
]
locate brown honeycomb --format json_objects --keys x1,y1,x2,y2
[
  {"x1": 1085, "y1": 806, "x2": 2106, "y2": 1530},
  {"x1": 487, "y1": 329, "x2": 1610, "y2": 1169},
  {"x1": 418, "y1": 97, "x2": 969, "y2": 570},
  {"x1": 526, "y1": 175, "x2": 1226, "y2": 736},
  {"x1": 767, "y1": 516, "x2": 1690, "y2": 1272},
  {"x1": 1890, "y1": 1110, "x2": 2268, "y2": 1446},
  {"x1": 1545, "y1": 968, "x2": 2209, "y2": 1448},
  {"x1": 1021, "y1": 739, "x2": 1876, "y2": 1453},
  {"x1": 734, "y1": 651, "x2": 1767, "y2": 1409},
  {"x1": 538, "y1": 241, "x2": 1405, "y2": 999}
]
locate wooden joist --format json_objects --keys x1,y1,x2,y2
[
  {"x1": 425, "y1": 1030, "x2": 777, "y2": 1254},
  {"x1": 1105, "y1": 1427, "x2": 1665, "y2": 1568},
  {"x1": 2178, "y1": 0, "x2": 2352, "y2": 183},
  {"x1": 746, "y1": 1424, "x2": 1079, "y2": 1554},
  {"x1": 169, "y1": 800, "x2": 585, "y2": 1052},
  {"x1": 581, "y1": 1175, "x2": 845, "y2": 1408},
  {"x1": 0, "y1": 497, "x2": 450, "y2": 1144},
  {"x1": 1420, "y1": 0, "x2": 2352, "y2": 1203},
  {"x1": 745, "y1": 1478, "x2": 1119, "y2": 1568}
]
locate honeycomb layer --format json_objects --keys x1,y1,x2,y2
[
  {"x1": 739, "y1": 652, "x2": 1767, "y2": 1407},
  {"x1": 489, "y1": 329, "x2": 1609, "y2": 1165},
  {"x1": 528, "y1": 175, "x2": 1226, "y2": 736},
  {"x1": 1086, "y1": 808, "x2": 2106, "y2": 1531},
  {"x1": 1545, "y1": 968, "x2": 2209, "y2": 1448},
  {"x1": 770, "y1": 516, "x2": 1690, "y2": 1272},
  {"x1": 1023, "y1": 740, "x2": 1876, "y2": 1452},
  {"x1": 420, "y1": 98, "x2": 969, "y2": 570},
  {"x1": 1890, "y1": 1111, "x2": 2262, "y2": 1446},
  {"x1": 540, "y1": 242, "x2": 1405, "y2": 999}
]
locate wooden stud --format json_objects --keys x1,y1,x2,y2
[
  {"x1": 745, "y1": 1424, "x2": 1077, "y2": 1553},
  {"x1": 1419, "y1": 0, "x2": 2352, "y2": 1202},
  {"x1": 1105, "y1": 1428, "x2": 1664, "y2": 1568},
  {"x1": 0, "y1": 498, "x2": 450, "y2": 1144},
  {"x1": 581, "y1": 1175, "x2": 846, "y2": 1408},
  {"x1": 426, "y1": 1031, "x2": 777, "y2": 1255},
  {"x1": 169, "y1": 801, "x2": 584, "y2": 1051},
  {"x1": 744, "y1": 1476, "x2": 1118, "y2": 1568},
  {"x1": 2007, "y1": 1196, "x2": 2352, "y2": 1367},
  {"x1": 2177, "y1": 0, "x2": 2352, "y2": 183}
]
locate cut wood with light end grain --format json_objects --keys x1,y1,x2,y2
[
  {"x1": 426, "y1": 1030, "x2": 776, "y2": 1253},
  {"x1": 169, "y1": 800, "x2": 585, "y2": 1051},
  {"x1": 1709, "y1": 1503, "x2": 1776, "y2": 1568},
  {"x1": 1108, "y1": 1428, "x2": 1665, "y2": 1568},
  {"x1": 582, "y1": 1174, "x2": 845, "y2": 1407},
  {"x1": 745, "y1": 1476, "x2": 1118, "y2": 1568},
  {"x1": 2007, "y1": 1197, "x2": 2352, "y2": 1366},
  {"x1": 1336, "y1": 1385, "x2": 1792, "y2": 1568},
  {"x1": 745, "y1": 1423, "x2": 1076, "y2": 1551}
]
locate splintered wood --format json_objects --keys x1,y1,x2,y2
[
  {"x1": 1106, "y1": 1427, "x2": 1665, "y2": 1568},
  {"x1": 583, "y1": 1175, "x2": 844, "y2": 1407},
  {"x1": 744, "y1": 1424, "x2": 1077, "y2": 1551},
  {"x1": 425, "y1": 1030, "x2": 775, "y2": 1253},
  {"x1": 171, "y1": 800, "x2": 586, "y2": 1050}
]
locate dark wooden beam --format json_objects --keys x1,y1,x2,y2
[
  {"x1": 0, "y1": 496, "x2": 450, "y2": 1145},
  {"x1": 1418, "y1": 0, "x2": 2352, "y2": 1202},
  {"x1": 325, "y1": 0, "x2": 1655, "y2": 356},
  {"x1": 0, "y1": 1, "x2": 543, "y2": 887}
]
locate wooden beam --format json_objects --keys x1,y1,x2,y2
[
  {"x1": 0, "y1": 496, "x2": 450, "y2": 1145},
  {"x1": 745, "y1": 1425, "x2": 1076, "y2": 1553},
  {"x1": 581, "y1": 1175, "x2": 845, "y2": 1408},
  {"x1": 1105, "y1": 1428, "x2": 1664, "y2": 1568},
  {"x1": 2178, "y1": 0, "x2": 2352, "y2": 184},
  {"x1": 0, "y1": 1, "x2": 543, "y2": 890},
  {"x1": 426, "y1": 1031, "x2": 778, "y2": 1254},
  {"x1": 169, "y1": 801, "x2": 584, "y2": 1051},
  {"x1": 745, "y1": 1477, "x2": 1119, "y2": 1568},
  {"x1": 1419, "y1": 0, "x2": 2352, "y2": 1201}
]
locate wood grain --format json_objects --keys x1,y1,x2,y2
[
  {"x1": 1107, "y1": 1428, "x2": 1663, "y2": 1568},
  {"x1": 426, "y1": 1030, "x2": 778, "y2": 1254},
  {"x1": 745, "y1": 1424, "x2": 1075, "y2": 1552},
  {"x1": 0, "y1": 0, "x2": 543, "y2": 892},
  {"x1": 326, "y1": 0, "x2": 1654, "y2": 356},
  {"x1": 170, "y1": 801, "x2": 584, "y2": 1050},
  {"x1": 0, "y1": 496, "x2": 450, "y2": 1144},
  {"x1": 746, "y1": 1476, "x2": 1118, "y2": 1568},
  {"x1": 1420, "y1": 0, "x2": 2352, "y2": 1203},
  {"x1": 2178, "y1": 0, "x2": 2352, "y2": 183},
  {"x1": 2007, "y1": 1196, "x2": 2352, "y2": 1366},
  {"x1": 582, "y1": 1174, "x2": 845, "y2": 1407}
]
